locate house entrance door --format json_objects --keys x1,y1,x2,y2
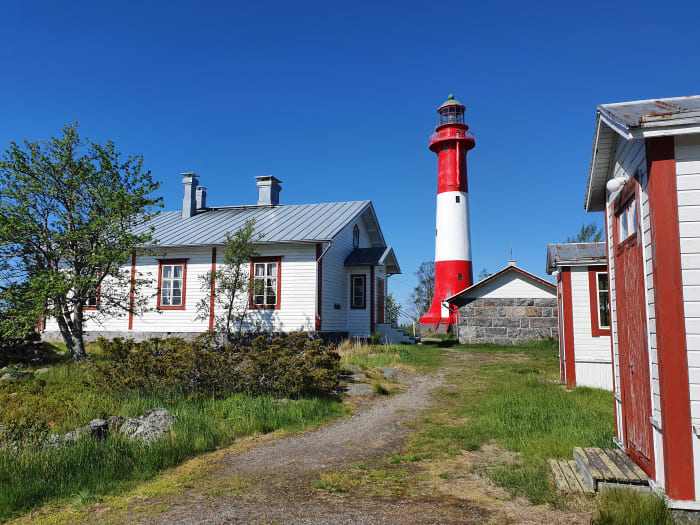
[
  {"x1": 376, "y1": 278, "x2": 385, "y2": 324},
  {"x1": 613, "y1": 181, "x2": 655, "y2": 477}
]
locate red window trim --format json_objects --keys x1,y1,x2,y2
[
  {"x1": 249, "y1": 256, "x2": 282, "y2": 310},
  {"x1": 587, "y1": 265, "x2": 611, "y2": 337},
  {"x1": 157, "y1": 259, "x2": 188, "y2": 310},
  {"x1": 350, "y1": 274, "x2": 366, "y2": 309}
]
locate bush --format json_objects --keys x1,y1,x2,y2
[{"x1": 94, "y1": 332, "x2": 340, "y2": 398}]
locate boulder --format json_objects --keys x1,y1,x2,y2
[
  {"x1": 34, "y1": 368, "x2": 51, "y2": 375},
  {"x1": 350, "y1": 373, "x2": 366, "y2": 381},
  {"x1": 0, "y1": 371, "x2": 33, "y2": 381},
  {"x1": 343, "y1": 364, "x2": 362, "y2": 373},
  {"x1": 119, "y1": 408, "x2": 176, "y2": 442},
  {"x1": 377, "y1": 367, "x2": 398, "y2": 380},
  {"x1": 345, "y1": 383, "x2": 374, "y2": 396}
]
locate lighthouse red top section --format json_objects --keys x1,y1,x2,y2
[{"x1": 429, "y1": 95, "x2": 475, "y2": 194}]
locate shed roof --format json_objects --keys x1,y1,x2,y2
[
  {"x1": 546, "y1": 243, "x2": 607, "y2": 274},
  {"x1": 135, "y1": 200, "x2": 382, "y2": 247},
  {"x1": 445, "y1": 265, "x2": 555, "y2": 303},
  {"x1": 344, "y1": 247, "x2": 401, "y2": 275},
  {"x1": 585, "y1": 95, "x2": 700, "y2": 212}
]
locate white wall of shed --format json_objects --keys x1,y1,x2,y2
[
  {"x1": 569, "y1": 266, "x2": 612, "y2": 390},
  {"x1": 460, "y1": 271, "x2": 555, "y2": 299}
]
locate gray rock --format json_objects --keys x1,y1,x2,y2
[
  {"x1": 0, "y1": 371, "x2": 33, "y2": 381},
  {"x1": 377, "y1": 367, "x2": 398, "y2": 380},
  {"x1": 34, "y1": 368, "x2": 51, "y2": 375},
  {"x1": 119, "y1": 408, "x2": 176, "y2": 442},
  {"x1": 87, "y1": 419, "x2": 110, "y2": 440},
  {"x1": 345, "y1": 383, "x2": 374, "y2": 396},
  {"x1": 350, "y1": 373, "x2": 366, "y2": 381},
  {"x1": 343, "y1": 364, "x2": 362, "y2": 373},
  {"x1": 0, "y1": 366, "x2": 11, "y2": 373},
  {"x1": 13, "y1": 364, "x2": 24, "y2": 370}
]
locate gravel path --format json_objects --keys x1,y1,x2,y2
[{"x1": 140, "y1": 369, "x2": 465, "y2": 525}]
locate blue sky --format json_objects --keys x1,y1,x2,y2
[{"x1": 2, "y1": 1, "x2": 699, "y2": 321}]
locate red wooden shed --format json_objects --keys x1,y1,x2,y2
[{"x1": 585, "y1": 95, "x2": 700, "y2": 509}]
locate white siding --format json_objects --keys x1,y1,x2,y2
[
  {"x1": 346, "y1": 266, "x2": 370, "y2": 337},
  {"x1": 461, "y1": 271, "x2": 555, "y2": 299},
  {"x1": 677, "y1": 136, "x2": 700, "y2": 433},
  {"x1": 569, "y1": 266, "x2": 612, "y2": 390},
  {"x1": 45, "y1": 244, "x2": 317, "y2": 335}
]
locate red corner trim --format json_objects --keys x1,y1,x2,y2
[
  {"x1": 370, "y1": 266, "x2": 375, "y2": 334},
  {"x1": 561, "y1": 267, "x2": 576, "y2": 390},
  {"x1": 209, "y1": 247, "x2": 216, "y2": 330},
  {"x1": 157, "y1": 259, "x2": 188, "y2": 310},
  {"x1": 316, "y1": 243, "x2": 322, "y2": 331},
  {"x1": 647, "y1": 135, "x2": 695, "y2": 501},
  {"x1": 249, "y1": 256, "x2": 282, "y2": 310},
  {"x1": 128, "y1": 252, "x2": 136, "y2": 330},
  {"x1": 588, "y1": 265, "x2": 611, "y2": 337}
]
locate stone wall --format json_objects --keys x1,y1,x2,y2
[{"x1": 456, "y1": 297, "x2": 558, "y2": 345}]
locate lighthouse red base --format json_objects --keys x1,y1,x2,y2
[{"x1": 420, "y1": 260, "x2": 473, "y2": 331}]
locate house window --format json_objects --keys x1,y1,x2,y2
[
  {"x1": 588, "y1": 266, "x2": 610, "y2": 337},
  {"x1": 250, "y1": 257, "x2": 281, "y2": 309},
  {"x1": 158, "y1": 259, "x2": 187, "y2": 310},
  {"x1": 618, "y1": 198, "x2": 638, "y2": 243},
  {"x1": 353, "y1": 225, "x2": 360, "y2": 248},
  {"x1": 351, "y1": 274, "x2": 366, "y2": 309},
  {"x1": 84, "y1": 278, "x2": 101, "y2": 310}
]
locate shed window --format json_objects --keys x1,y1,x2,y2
[
  {"x1": 618, "y1": 199, "x2": 638, "y2": 243},
  {"x1": 251, "y1": 257, "x2": 281, "y2": 309},
  {"x1": 351, "y1": 274, "x2": 366, "y2": 309},
  {"x1": 587, "y1": 267, "x2": 611, "y2": 337},
  {"x1": 158, "y1": 260, "x2": 187, "y2": 309}
]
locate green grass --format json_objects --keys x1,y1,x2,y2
[
  {"x1": 594, "y1": 489, "x2": 674, "y2": 524},
  {"x1": 0, "y1": 344, "x2": 347, "y2": 522},
  {"x1": 340, "y1": 342, "x2": 443, "y2": 370},
  {"x1": 405, "y1": 338, "x2": 616, "y2": 505}
]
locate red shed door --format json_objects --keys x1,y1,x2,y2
[{"x1": 614, "y1": 182, "x2": 655, "y2": 477}]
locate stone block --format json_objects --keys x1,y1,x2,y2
[
  {"x1": 459, "y1": 307, "x2": 475, "y2": 317},
  {"x1": 540, "y1": 307, "x2": 552, "y2": 317},
  {"x1": 492, "y1": 317, "x2": 521, "y2": 328},
  {"x1": 466, "y1": 317, "x2": 492, "y2": 327},
  {"x1": 514, "y1": 298, "x2": 534, "y2": 306},
  {"x1": 493, "y1": 337, "x2": 511, "y2": 346},
  {"x1": 534, "y1": 298, "x2": 557, "y2": 307},
  {"x1": 505, "y1": 306, "x2": 526, "y2": 317},
  {"x1": 530, "y1": 317, "x2": 558, "y2": 328},
  {"x1": 477, "y1": 327, "x2": 507, "y2": 338},
  {"x1": 525, "y1": 306, "x2": 542, "y2": 317},
  {"x1": 552, "y1": 327, "x2": 559, "y2": 337},
  {"x1": 520, "y1": 318, "x2": 530, "y2": 328},
  {"x1": 553, "y1": 308, "x2": 558, "y2": 317},
  {"x1": 474, "y1": 306, "x2": 501, "y2": 318}
]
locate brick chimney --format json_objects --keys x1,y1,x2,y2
[{"x1": 255, "y1": 175, "x2": 282, "y2": 206}]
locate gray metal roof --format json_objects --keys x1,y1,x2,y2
[
  {"x1": 135, "y1": 200, "x2": 374, "y2": 247},
  {"x1": 546, "y1": 243, "x2": 607, "y2": 274},
  {"x1": 599, "y1": 96, "x2": 700, "y2": 135},
  {"x1": 344, "y1": 247, "x2": 401, "y2": 275},
  {"x1": 585, "y1": 95, "x2": 700, "y2": 212}
]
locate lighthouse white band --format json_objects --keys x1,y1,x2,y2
[{"x1": 435, "y1": 191, "x2": 472, "y2": 262}]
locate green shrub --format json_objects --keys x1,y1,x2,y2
[
  {"x1": 94, "y1": 332, "x2": 340, "y2": 398},
  {"x1": 367, "y1": 332, "x2": 382, "y2": 344}
]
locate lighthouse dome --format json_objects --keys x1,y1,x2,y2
[{"x1": 438, "y1": 94, "x2": 465, "y2": 125}]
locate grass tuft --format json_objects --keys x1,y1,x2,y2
[{"x1": 594, "y1": 489, "x2": 674, "y2": 524}]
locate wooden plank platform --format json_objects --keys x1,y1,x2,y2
[
  {"x1": 573, "y1": 447, "x2": 648, "y2": 490},
  {"x1": 548, "y1": 459, "x2": 595, "y2": 494}
]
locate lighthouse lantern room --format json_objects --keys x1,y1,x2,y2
[{"x1": 420, "y1": 94, "x2": 475, "y2": 333}]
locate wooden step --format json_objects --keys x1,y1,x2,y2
[
  {"x1": 573, "y1": 447, "x2": 648, "y2": 491},
  {"x1": 548, "y1": 459, "x2": 595, "y2": 494}
]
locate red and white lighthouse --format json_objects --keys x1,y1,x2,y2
[{"x1": 420, "y1": 94, "x2": 475, "y2": 332}]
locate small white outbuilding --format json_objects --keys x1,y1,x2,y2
[{"x1": 546, "y1": 242, "x2": 612, "y2": 391}]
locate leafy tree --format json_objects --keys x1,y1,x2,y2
[
  {"x1": 407, "y1": 261, "x2": 434, "y2": 321},
  {"x1": 566, "y1": 222, "x2": 603, "y2": 243},
  {"x1": 386, "y1": 292, "x2": 400, "y2": 324},
  {"x1": 0, "y1": 123, "x2": 161, "y2": 361},
  {"x1": 197, "y1": 219, "x2": 262, "y2": 340}
]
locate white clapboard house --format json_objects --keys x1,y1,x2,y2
[
  {"x1": 546, "y1": 243, "x2": 612, "y2": 391},
  {"x1": 42, "y1": 174, "x2": 407, "y2": 342},
  {"x1": 585, "y1": 95, "x2": 700, "y2": 508}
]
